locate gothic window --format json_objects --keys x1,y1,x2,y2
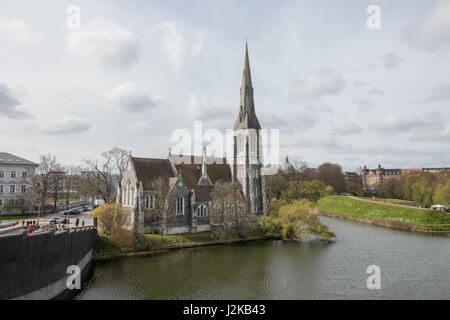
[
  {"x1": 176, "y1": 196, "x2": 184, "y2": 215},
  {"x1": 150, "y1": 195, "x2": 155, "y2": 209},
  {"x1": 144, "y1": 195, "x2": 149, "y2": 209},
  {"x1": 197, "y1": 205, "x2": 207, "y2": 217},
  {"x1": 131, "y1": 187, "x2": 135, "y2": 206}
]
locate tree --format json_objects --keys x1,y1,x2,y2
[
  {"x1": 348, "y1": 182, "x2": 364, "y2": 196},
  {"x1": 210, "y1": 180, "x2": 249, "y2": 239},
  {"x1": 149, "y1": 177, "x2": 171, "y2": 240},
  {"x1": 316, "y1": 162, "x2": 346, "y2": 193},
  {"x1": 92, "y1": 204, "x2": 130, "y2": 235},
  {"x1": 433, "y1": 181, "x2": 450, "y2": 207},
  {"x1": 287, "y1": 180, "x2": 333, "y2": 202},
  {"x1": 50, "y1": 166, "x2": 65, "y2": 214},
  {"x1": 62, "y1": 166, "x2": 81, "y2": 209},
  {"x1": 265, "y1": 173, "x2": 289, "y2": 209},
  {"x1": 34, "y1": 154, "x2": 60, "y2": 214},
  {"x1": 83, "y1": 148, "x2": 128, "y2": 204},
  {"x1": 259, "y1": 199, "x2": 335, "y2": 241}
]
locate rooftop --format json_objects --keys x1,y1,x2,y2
[{"x1": 0, "y1": 152, "x2": 38, "y2": 166}]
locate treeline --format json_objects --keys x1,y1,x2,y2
[{"x1": 403, "y1": 171, "x2": 450, "y2": 207}]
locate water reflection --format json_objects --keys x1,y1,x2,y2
[{"x1": 75, "y1": 217, "x2": 450, "y2": 300}]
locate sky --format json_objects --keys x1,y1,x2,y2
[{"x1": 0, "y1": 0, "x2": 449, "y2": 171}]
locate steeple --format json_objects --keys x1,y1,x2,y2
[
  {"x1": 197, "y1": 146, "x2": 213, "y2": 187},
  {"x1": 234, "y1": 42, "x2": 261, "y2": 130}
]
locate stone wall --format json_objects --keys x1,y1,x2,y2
[{"x1": 0, "y1": 227, "x2": 97, "y2": 300}]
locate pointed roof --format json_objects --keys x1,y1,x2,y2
[{"x1": 234, "y1": 43, "x2": 261, "y2": 130}]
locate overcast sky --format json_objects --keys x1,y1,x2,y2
[{"x1": 0, "y1": 0, "x2": 449, "y2": 171}]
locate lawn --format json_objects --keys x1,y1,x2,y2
[
  {"x1": 356, "y1": 197, "x2": 417, "y2": 207},
  {"x1": 144, "y1": 231, "x2": 215, "y2": 246},
  {"x1": 316, "y1": 195, "x2": 450, "y2": 230},
  {"x1": 0, "y1": 215, "x2": 37, "y2": 222}
]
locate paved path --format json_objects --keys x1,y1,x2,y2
[{"x1": 348, "y1": 196, "x2": 428, "y2": 210}]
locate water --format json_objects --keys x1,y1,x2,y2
[{"x1": 74, "y1": 217, "x2": 450, "y2": 300}]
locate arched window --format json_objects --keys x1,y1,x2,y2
[
  {"x1": 176, "y1": 196, "x2": 184, "y2": 215},
  {"x1": 144, "y1": 195, "x2": 149, "y2": 209},
  {"x1": 149, "y1": 195, "x2": 155, "y2": 209},
  {"x1": 131, "y1": 187, "x2": 135, "y2": 206},
  {"x1": 196, "y1": 205, "x2": 208, "y2": 217}
]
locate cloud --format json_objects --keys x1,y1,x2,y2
[
  {"x1": 156, "y1": 22, "x2": 204, "y2": 71},
  {"x1": 294, "y1": 69, "x2": 346, "y2": 98},
  {"x1": 410, "y1": 125, "x2": 450, "y2": 142},
  {"x1": 332, "y1": 123, "x2": 363, "y2": 136},
  {"x1": 44, "y1": 116, "x2": 92, "y2": 135},
  {"x1": 354, "y1": 98, "x2": 372, "y2": 111},
  {"x1": 375, "y1": 52, "x2": 403, "y2": 70},
  {"x1": 371, "y1": 111, "x2": 444, "y2": 134},
  {"x1": 67, "y1": 18, "x2": 141, "y2": 70},
  {"x1": 107, "y1": 82, "x2": 160, "y2": 112},
  {"x1": 404, "y1": 0, "x2": 450, "y2": 50},
  {"x1": 187, "y1": 93, "x2": 234, "y2": 129},
  {"x1": 369, "y1": 89, "x2": 385, "y2": 96},
  {"x1": 0, "y1": 17, "x2": 39, "y2": 44},
  {"x1": 426, "y1": 82, "x2": 450, "y2": 102},
  {"x1": 126, "y1": 120, "x2": 150, "y2": 133},
  {"x1": 0, "y1": 80, "x2": 31, "y2": 120}
]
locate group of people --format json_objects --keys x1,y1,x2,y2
[{"x1": 20, "y1": 217, "x2": 87, "y2": 234}]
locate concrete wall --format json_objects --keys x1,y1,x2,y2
[{"x1": 0, "y1": 227, "x2": 97, "y2": 300}]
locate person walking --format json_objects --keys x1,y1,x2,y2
[
  {"x1": 75, "y1": 218, "x2": 79, "y2": 228},
  {"x1": 82, "y1": 220, "x2": 85, "y2": 227}
]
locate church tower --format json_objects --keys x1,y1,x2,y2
[{"x1": 232, "y1": 43, "x2": 266, "y2": 216}]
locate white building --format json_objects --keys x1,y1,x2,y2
[{"x1": 0, "y1": 153, "x2": 38, "y2": 215}]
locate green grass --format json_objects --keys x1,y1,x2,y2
[
  {"x1": 0, "y1": 215, "x2": 37, "y2": 222},
  {"x1": 316, "y1": 195, "x2": 450, "y2": 230},
  {"x1": 144, "y1": 231, "x2": 215, "y2": 246},
  {"x1": 356, "y1": 197, "x2": 417, "y2": 207}
]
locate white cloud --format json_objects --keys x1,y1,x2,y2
[
  {"x1": 354, "y1": 98, "x2": 372, "y2": 111},
  {"x1": 0, "y1": 80, "x2": 31, "y2": 120},
  {"x1": 374, "y1": 52, "x2": 403, "y2": 70},
  {"x1": 371, "y1": 111, "x2": 444, "y2": 134},
  {"x1": 404, "y1": 0, "x2": 450, "y2": 50},
  {"x1": 410, "y1": 125, "x2": 450, "y2": 142},
  {"x1": 332, "y1": 123, "x2": 363, "y2": 136},
  {"x1": 107, "y1": 82, "x2": 160, "y2": 112},
  {"x1": 44, "y1": 116, "x2": 92, "y2": 135},
  {"x1": 0, "y1": 17, "x2": 39, "y2": 44},
  {"x1": 295, "y1": 69, "x2": 346, "y2": 98},
  {"x1": 67, "y1": 18, "x2": 142, "y2": 70},
  {"x1": 126, "y1": 120, "x2": 150, "y2": 133},
  {"x1": 156, "y1": 22, "x2": 204, "y2": 71},
  {"x1": 427, "y1": 82, "x2": 450, "y2": 102},
  {"x1": 369, "y1": 89, "x2": 385, "y2": 96}
]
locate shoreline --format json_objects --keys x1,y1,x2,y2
[
  {"x1": 316, "y1": 211, "x2": 450, "y2": 234},
  {"x1": 93, "y1": 236, "x2": 274, "y2": 261}
]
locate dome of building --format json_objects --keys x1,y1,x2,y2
[{"x1": 280, "y1": 155, "x2": 295, "y2": 172}]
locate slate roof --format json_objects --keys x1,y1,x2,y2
[
  {"x1": 130, "y1": 155, "x2": 232, "y2": 202},
  {"x1": 0, "y1": 152, "x2": 38, "y2": 166}
]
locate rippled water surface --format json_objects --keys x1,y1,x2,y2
[{"x1": 75, "y1": 217, "x2": 450, "y2": 300}]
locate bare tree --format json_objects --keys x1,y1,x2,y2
[
  {"x1": 34, "y1": 154, "x2": 59, "y2": 215},
  {"x1": 50, "y1": 166, "x2": 65, "y2": 214},
  {"x1": 210, "y1": 180, "x2": 249, "y2": 239},
  {"x1": 150, "y1": 177, "x2": 171, "y2": 240},
  {"x1": 63, "y1": 165, "x2": 81, "y2": 209},
  {"x1": 83, "y1": 147, "x2": 128, "y2": 204}
]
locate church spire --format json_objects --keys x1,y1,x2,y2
[{"x1": 234, "y1": 42, "x2": 261, "y2": 130}]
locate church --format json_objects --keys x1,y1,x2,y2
[{"x1": 118, "y1": 44, "x2": 267, "y2": 234}]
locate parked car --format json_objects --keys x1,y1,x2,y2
[
  {"x1": 50, "y1": 217, "x2": 65, "y2": 224},
  {"x1": 0, "y1": 221, "x2": 15, "y2": 228},
  {"x1": 64, "y1": 207, "x2": 83, "y2": 215}
]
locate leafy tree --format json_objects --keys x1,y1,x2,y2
[
  {"x1": 317, "y1": 162, "x2": 346, "y2": 193},
  {"x1": 433, "y1": 181, "x2": 450, "y2": 206},
  {"x1": 259, "y1": 199, "x2": 335, "y2": 241},
  {"x1": 348, "y1": 182, "x2": 364, "y2": 196},
  {"x1": 287, "y1": 180, "x2": 333, "y2": 202},
  {"x1": 92, "y1": 204, "x2": 130, "y2": 235}
]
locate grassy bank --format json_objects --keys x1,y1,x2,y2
[
  {"x1": 94, "y1": 229, "x2": 269, "y2": 260},
  {"x1": 316, "y1": 195, "x2": 450, "y2": 232},
  {"x1": 356, "y1": 197, "x2": 417, "y2": 207}
]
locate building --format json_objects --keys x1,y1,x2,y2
[
  {"x1": 361, "y1": 164, "x2": 449, "y2": 192},
  {"x1": 279, "y1": 156, "x2": 295, "y2": 173},
  {"x1": 344, "y1": 172, "x2": 361, "y2": 186},
  {"x1": 118, "y1": 44, "x2": 266, "y2": 234},
  {"x1": 0, "y1": 153, "x2": 38, "y2": 215}
]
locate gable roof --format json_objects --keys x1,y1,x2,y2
[
  {"x1": 0, "y1": 152, "x2": 38, "y2": 166},
  {"x1": 130, "y1": 157, "x2": 175, "y2": 190}
]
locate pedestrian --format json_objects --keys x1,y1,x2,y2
[
  {"x1": 82, "y1": 220, "x2": 85, "y2": 227},
  {"x1": 75, "y1": 218, "x2": 79, "y2": 227},
  {"x1": 22, "y1": 220, "x2": 25, "y2": 226}
]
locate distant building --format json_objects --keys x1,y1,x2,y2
[
  {"x1": 279, "y1": 156, "x2": 295, "y2": 173},
  {"x1": 344, "y1": 172, "x2": 361, "y2": 186},
  {"x1": 0, "y1": 153, "x2": 38, "y2": 215},
  {"x1": 361, "y1": 164, "x2": 449, "y2": 192}
]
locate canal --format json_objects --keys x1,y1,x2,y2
[{"x1": 74, "y1": 217, "x2": 450, "y2": 299}]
